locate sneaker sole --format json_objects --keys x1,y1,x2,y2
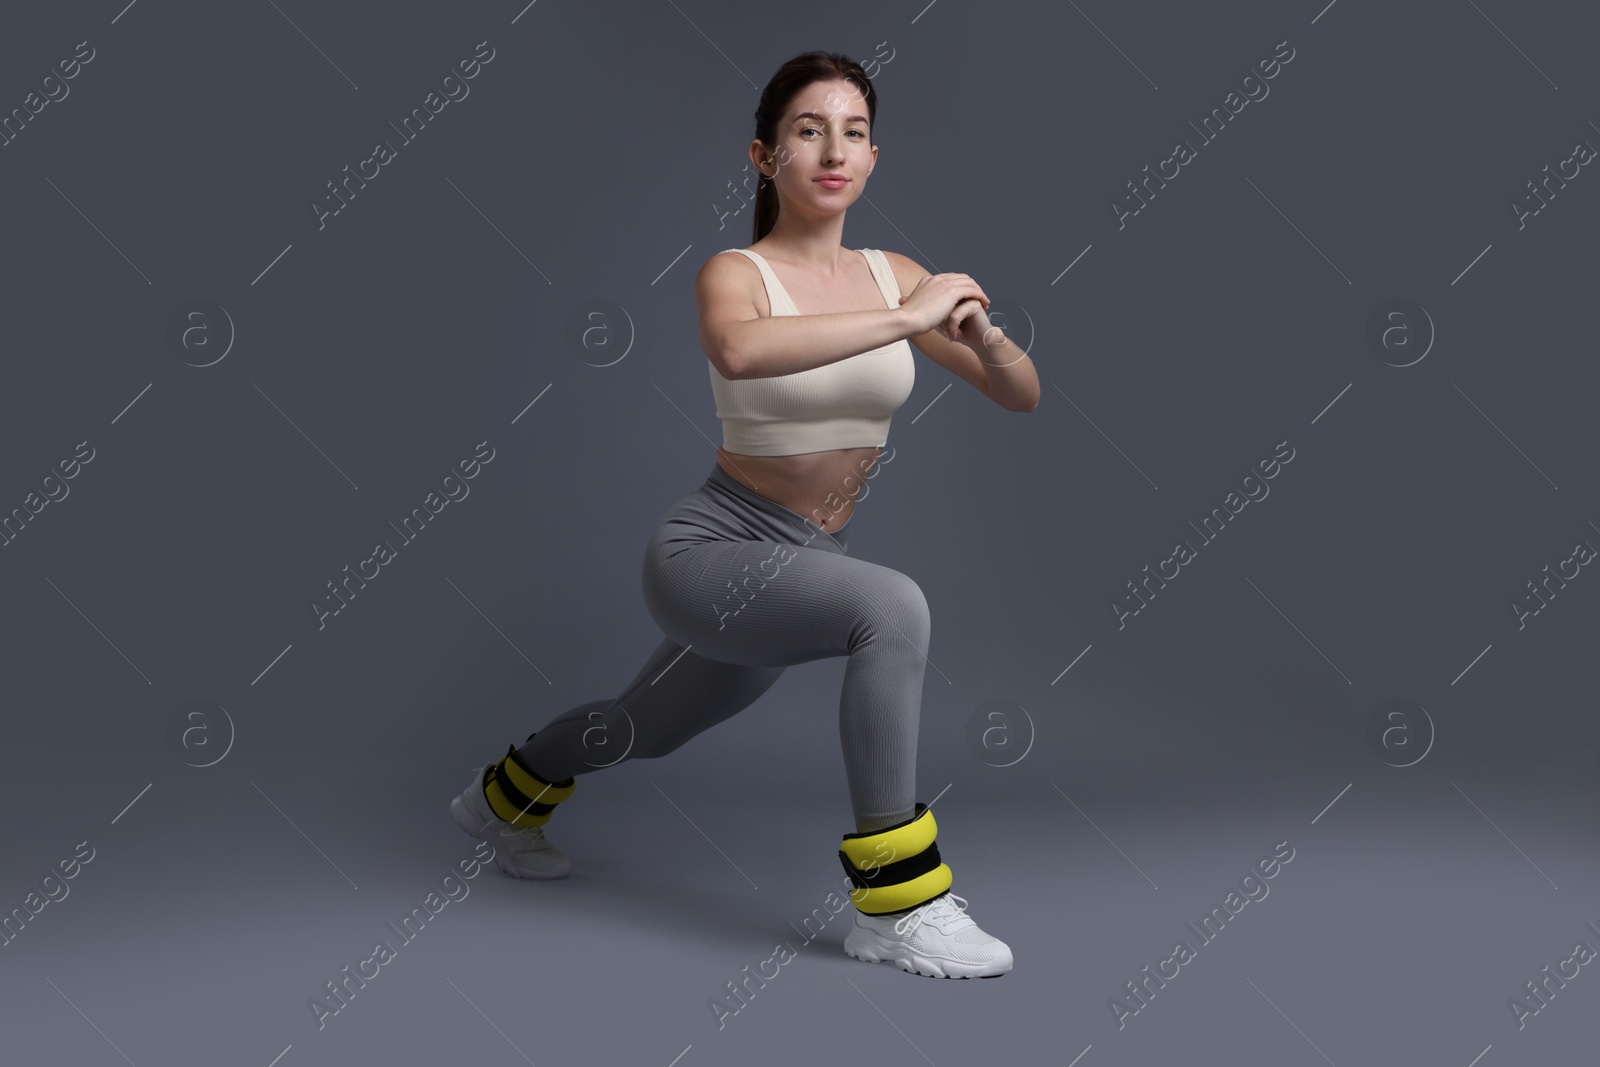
[
  {"x1": 449, "y1": 794, "x2": 571, "y2": 880},
  {"x1": 843, "y1": 928, "x2": 1012, "y2": 979}
]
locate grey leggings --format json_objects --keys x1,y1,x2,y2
[{"x1": 516, "y1": 459, "x2": 930, "y2": 833}]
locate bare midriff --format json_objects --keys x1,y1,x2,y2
[
  {"x1": 714, "y1": 244, "x2": 901, "y2": 534},
  {"x1": 715, "y1": 446, "x2": 882, "y2": 533}
]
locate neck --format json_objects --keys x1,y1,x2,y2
[{"x1": 759, "y1": 215, "x2": 851, "y2": 272}]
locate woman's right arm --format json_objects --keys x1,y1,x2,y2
[{"x1": 695, "y1": 253, "x2": 916, "y2": 380}]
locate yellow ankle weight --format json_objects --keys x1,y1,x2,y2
[
  {"x1": 837, "y1": 803, "x2": 953, "y2": 916},
  {"x1": 483, "y1": 744, "x2": 575, "y2": 828}
]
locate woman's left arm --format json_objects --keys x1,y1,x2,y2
[{"x1": 884, "y1": 251, "x2": 1041, "y2": 412}]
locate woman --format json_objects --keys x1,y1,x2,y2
[{"x1": 450, "y1": 51, "x2": 1039, "y2": 980}]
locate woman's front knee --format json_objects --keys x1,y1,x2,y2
[{"x1": 864, "y1": 571, "x2": 931, "y2": 649}]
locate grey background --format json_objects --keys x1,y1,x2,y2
[{"x1": 2, "y1": 0, "x2": 1597, "y2": 1064}]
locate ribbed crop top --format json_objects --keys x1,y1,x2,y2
[{"x1": 708, "y1": 247, "x2": 916, "y2": 456}]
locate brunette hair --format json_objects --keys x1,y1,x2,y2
[{"x1": 750, "y1": 51, "x2": 877, "y2": 243}]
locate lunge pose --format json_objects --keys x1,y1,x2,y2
[{"x1": 450, "y1": 50, "x2": 1040, "y2": 980}]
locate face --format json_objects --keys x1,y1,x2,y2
[{"x1": 754, "y1": 78, "x2": 875, "y2": 213}]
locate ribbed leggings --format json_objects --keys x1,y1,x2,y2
[{"x1": 515, "y1": 459, "x2": 930, "y2": 833}]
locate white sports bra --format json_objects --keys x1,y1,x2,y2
[{"x1": 708, "y1": 247, "x2": 916, "y2": 456}]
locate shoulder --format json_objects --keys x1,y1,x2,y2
[
  {"x1": 696, "y1": 248, "x2": 758, "y2": 289},
  {"x1": 694, "y1": 249, "x2": 764, "y2": 323},
  {"x1": 699, "y1": 247, "x2": 758, "y2": 272},
  {"x1": 875, "y1": 250, "x2": 931, "y2": 296},
  {"x1": 702, "y1": 247, "x2": 752, "y2": 267}
]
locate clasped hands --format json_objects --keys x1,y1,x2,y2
[{"x1": 896, "y1": 271, "x2": 1006, "y2": 355}]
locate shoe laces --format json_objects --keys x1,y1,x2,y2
[
  {"x1": 494, "y1": 819, "x2": 548, "y2": 846},
  {"x1": 893, "y1": 893, "x2": 974, "y2": 937}
]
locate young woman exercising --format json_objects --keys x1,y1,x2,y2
[{"x1": 450, "y1": 50, "x2": 1039, "y2": 980}]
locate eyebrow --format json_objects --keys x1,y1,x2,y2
[{"x1": 791, "y1": 110, "x2": 868, "y2": 124}]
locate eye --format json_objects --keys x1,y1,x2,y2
[{"x1": 799, "y1": 126, "x2": 867, "y2": 138}]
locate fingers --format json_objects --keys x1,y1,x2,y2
[
  {"x1": 941, "y1": 273, "x2": 989, "y2": 308},
  {"x1": 924, "y1": 272, "x2": 989, "y2": 306},
  {"x1": 913, "y1": 274, "x2": 989, "y2": 337},
  {"x1": 943, "y1": 297, "x2": 983, "y2": 340},
  {"x1": 949, "y1": 309, "x2": 969, "y2": 339}
]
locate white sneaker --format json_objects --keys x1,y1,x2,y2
[
  {"x1": 449, "y1": 763, "x2": 571, "y2": 879},
  {"x1": 844, "y1": 893, "x2": 1013, "y2": 978}
]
